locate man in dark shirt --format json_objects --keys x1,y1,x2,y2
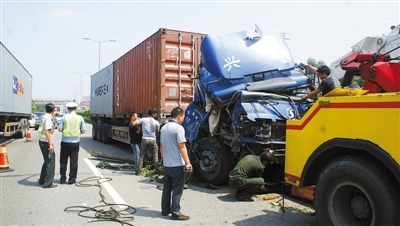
[
  {"x1": 301, "y1": 65, "x2": 340, "y2": 101},
  {"x1": 128, "y1": 112, "x2": 142, "y2": 173},
  {"x1": 229, "y1": 151, "x2": 270, "y2": 202}
]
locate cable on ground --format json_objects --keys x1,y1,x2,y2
[{"x1": 64, "y1": 176, "x2": 137, "y2": 226}]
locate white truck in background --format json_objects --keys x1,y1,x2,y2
[
  {"x1": 329, "y1": 24, "x2": 400, "y2": 84},
  {"x1": 0, "y1": 42, "x2": 33, "y2": 138}
]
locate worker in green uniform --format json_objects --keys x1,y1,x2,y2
[{"x1": 229, "y1": 151, "x2": 270, "y2": 201}]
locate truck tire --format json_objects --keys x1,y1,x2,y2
[
  {"x1": 196, "y1": 137, "x2": 234, "y2": 185},
  {"x1": 92, "y1": 123, "x2": 97, "y2": 140},
  {"x1": 96, "y1": 124, "x2": 103, "y2": 142},
  {"x1": 102, "y1": 124, "x2": 113, "y2": 144},
  {"x1": 315, "y1": 155, "x2": 400, "y2": 226}
]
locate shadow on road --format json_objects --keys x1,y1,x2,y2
[{"x1": 16, "y1": 174, "x2": 41, "y2": 187}]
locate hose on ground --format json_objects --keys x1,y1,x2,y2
[{"x1": 64, "y1": 176, "x2": 137, "y2": 226}]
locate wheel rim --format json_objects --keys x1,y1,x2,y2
[
  {"x1": 199, "y1": 149, "x2": 218, "y2": 174},
  {"x1": 329, "y1": 181, "x2": 375, "y2": 226}
]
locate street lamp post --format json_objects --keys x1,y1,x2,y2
[
  {"x1": 69, "y1": 84, "x2": 78, "y2": 102},
  {"x1": 72, "y1": 71, "x2": 90, "y2": 104},
  {"x1": 83, "y1": 38, "x2": 116, "y2": 71}
]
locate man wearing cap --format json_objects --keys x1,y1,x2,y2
[{"x1": 58, "y1": 102, "x2": 86, "y2": 184}]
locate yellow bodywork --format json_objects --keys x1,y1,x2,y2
[{"x1": 285, "y1": 91, "x2": 400, "y2": 186}]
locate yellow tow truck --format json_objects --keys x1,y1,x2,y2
[{"x1": 285, "y1": 49, "x2": 400, "y2": 225}]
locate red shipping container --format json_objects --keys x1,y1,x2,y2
[{"x1": 113, "y1": 28, "x2": 205, "y2": 120}]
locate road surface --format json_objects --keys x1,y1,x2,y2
[{"x1": 0, "y1": 124, "x2": 317, "y2": 225}]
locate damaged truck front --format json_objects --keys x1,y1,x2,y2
[{"x1": 182, "y1": 28, "x2": 311, "y2": 185}]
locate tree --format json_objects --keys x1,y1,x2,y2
[
  {"x1": 34, "y1": 103, "x2": 45, "y2": 113},
  {"x1": 305, "y1": 57, "x2": 326, "y2": 90},
  {"x1": 76, "y1": 108, "x2": 90, "y2": 119},
  {"x1": 31, "y1": 100, "x2": 37, "y2": 112},
  {"x1": 307, "y1": 57, "x2": 326, "y2": 68}
]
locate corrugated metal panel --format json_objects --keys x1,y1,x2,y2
[
  {"x1": 90, "y1": 63, "x2": 114, "y2": 117},
  {"x1": 113, "y1": 28, "x2": 205, "y2": 119},
  {"x1": 0, "y1": 42, "x2": 33, "y2": 116}
]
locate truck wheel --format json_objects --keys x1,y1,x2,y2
[
  {"x1": 102, "y1": 124, "x2": 113, "y2": 144},
  {"x1": 92, "y1": 123, "x2": 97, "y2": 140},
  {"x1": 315, "y1": 155, "x2": 400, "y2": 226},
  {"x1": 96, "y1": 124, "x2": 103, "y2": 142},
  {"x1": 196, "y1": 137, "x2": 234, "y2": 185}
]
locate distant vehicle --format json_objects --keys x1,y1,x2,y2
[
  {"x1": 34, "y1": 112, "x2": 59, "y2": 130},
  {"x1": 33, "y1": 112, "x2": 45, "y2": 130},
  {"x1": 28, "y1": 114, "x2": 37, "y2": 128}
]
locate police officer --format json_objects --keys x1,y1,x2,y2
[{"x1": 58, "y1": 102, "x2": 86, "y2": 184}]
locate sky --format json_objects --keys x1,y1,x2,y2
[{"x1": 1, "y1": 0, "x2": 399, "y2": 103}]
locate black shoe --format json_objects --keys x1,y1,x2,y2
[
  {"x1": 44, "y1": 184, "x2": 57, "y2": 188},
  {"x1": 171, "y1": 213, "x2": 190, "y2": 220},
  {"x1": 237, "y1": 195, "x2": 254, "y2": 202},
  {"x1": 161, "y1": 211, "x2": 171, "y2": 216},
  {"x1": 60, "y1": 180, "x2": 66, "y2": 184},
  {"x1": 67, "y1": 181, "x2": 76, "y2": 185}
]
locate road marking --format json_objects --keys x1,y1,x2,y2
[{"x1": 84, "y1": 158, "x2": 127, "y2": 206}]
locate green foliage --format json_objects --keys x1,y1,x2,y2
[
  {"x1": 76, "y1": 108, "x2": 90, "y2": 119},
  {"x1": 138, "y1": 164, "x2": 157, "y2": 177},
  {"x1": 137, "y1": 162, "x2": 164, "y2": 177},
  {"x1": 356, "y1": 78, "x2": 365, "y2": 88},
  {"x1": 31, "y1": 100, "x2": 37, "y2": 112},
  {"x1": 307, "y1": 58, "x2": 317, "y2": 67},
  {"x1": 307, "y1": 58, "x2": 326, "y2": 68},
  {"x1": 33, "y1": 102, "x2": 45, "y2": 113}
]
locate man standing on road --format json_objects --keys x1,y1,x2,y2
[
  {"x1": 129, "y1": 112, "x2": 142, "y2": 173},
  {"x1": 132, "y1": 107, "x2": 160, "y2": 175},
  {"x1": 38, "y1": 103, "x2": 57, "y2": 188},
  {"x1": 160, "y1": 107, "x2": 191, "y2": 220},
  {"x1": 58, "y1": 102, "x2": 86, "y2": 185},
  {"x1": 229, "y1": 151, "x2": 270, "y2": 201}
]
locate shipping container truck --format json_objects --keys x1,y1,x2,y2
[
  {"x1": 0, "y1": 42, "x2": 32, "y2": 138},
  {"x1": 90, "y1": 28, "x2": 205, "y2": 144}
]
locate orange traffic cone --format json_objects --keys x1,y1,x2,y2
[
  {"x1": 25, "y1": 128, "x2": 32, "y2": 142},
  {"x1": 0, "y1": 143, "x2": 14, "y2": 173}
]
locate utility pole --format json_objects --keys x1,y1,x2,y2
[
  {"x1": 83, "y1": 38, "x2": 116, "y2": 71},
  {"x1": 72, "y1": 72, "x2": 90, "y2": 105}
]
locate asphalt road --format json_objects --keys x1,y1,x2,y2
[{"x1": 0, "y1": 124, "x2": 317, "y2": 226}]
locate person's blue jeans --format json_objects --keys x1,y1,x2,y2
[
  {"x1": 130, "y1": 143, "x2": 140, "y2": 171},
  {"x1": 161, "y1": 166, "x2": 185, "y2": 215}
]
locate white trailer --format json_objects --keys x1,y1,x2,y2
[{"x1": 0, "y1": 42, "x2": 33, "y2": 138}]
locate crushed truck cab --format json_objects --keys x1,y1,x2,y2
[{"x1": 285, "y1": 90, "x2": 400, "y2": 225}]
